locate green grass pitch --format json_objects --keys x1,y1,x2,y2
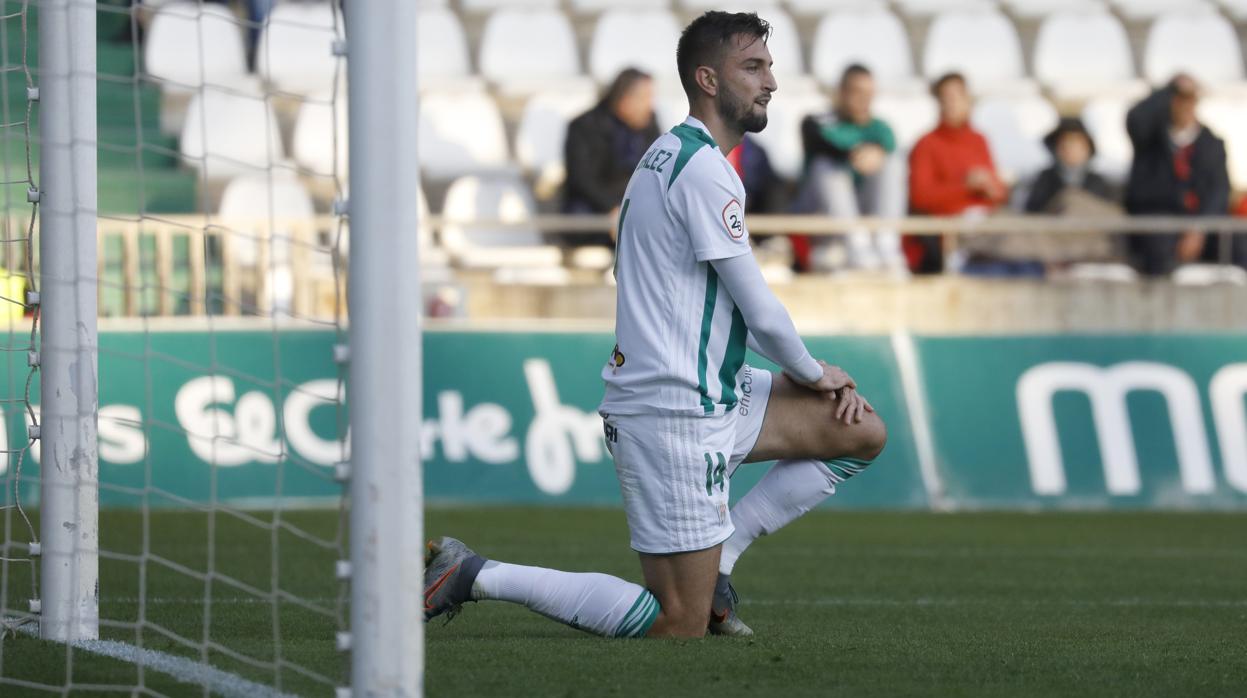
[{"x1": 2, "y1": 508, "x2": 1245, "y2": 696}]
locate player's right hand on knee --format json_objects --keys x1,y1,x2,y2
[{"x1": 795, "y1": 360, "x2": 856, "y2": 394}]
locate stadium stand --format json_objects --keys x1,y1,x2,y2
[
  {"x1": 418, "y1": 90, "x2": 512, "y2": 180},
  {"x1": 478, "y1": 8, "x2": 590, "y2": 96},
  {"x1": 440, "y1": 174, "x2": 565, "y2": 274},
  {"x1": 1032, "y1": 9, "x2": 1145, "y2": 100},
  {"x1": 922, "y1": 8, "x2": 1037, "y2": 95},
  {"x1": 144, "y1": 2, "x2": 249, "y2": 92},
  {"x1": 810, "y1": 8, "x2": 918, "y2": 91},
  {"x1": 416, "y1": 7, "x2": 474, "y2": 89},
  {"x1": 1080, "y1": 95, "x2": 1136, "y2": 182},
  {"x1": 293, "y1": 92, "x2": 349, "y2": 178},
  {"x1": 256, "y1": 2, "x2": 342, "y2": 96},
  {"x1": 1142, "y1": 10, "x2": 1245, "y2": 89},
  {"x1": 180, "y1": 84, "x2": 285, "y2": 180},
  {"x1": 515, "y1": 88, "x2": 598, "y2": 187},
  {"x1": 29, "y1": 0, "x2": 1247, "y2": 283},
  {"x1": 588, "y1": 10, "x2": 682, "y2": 87}
]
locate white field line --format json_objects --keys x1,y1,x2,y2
[
  {"x1": 890, "y1": 331, "x2": 948, "y2": 510},
  {"x1": 12, "y1": 625, "x2": 301, "y2": 698}
]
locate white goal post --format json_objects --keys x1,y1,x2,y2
[{"x1": 344, "y1": 1, "x2": 425, "y2": 695}]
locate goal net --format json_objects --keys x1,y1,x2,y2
[{"x1": 0, "y1": 1, "x2": 424, "y2": 695}]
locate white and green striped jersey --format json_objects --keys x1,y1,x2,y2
[{"x1": 599, "y1": 116, "x2": 753, "y2": 417}]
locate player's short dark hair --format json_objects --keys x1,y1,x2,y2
[
  {"x1": 676, "y1": 11, "x2": 772, "y2": 99},
  {"x1": 930, "y1": 71, "x2": 966, "y2": 97},
  {"x1": 840, "y1": 63, "x2": 872, "y2": 86}
]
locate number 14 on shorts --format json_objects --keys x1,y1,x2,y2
[{"x1": 704, "y1": 452, "x2": 727, "y2": 496}]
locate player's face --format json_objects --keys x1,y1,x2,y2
[{"x1": 716, "y1": 34, "x2": 777, "y2": 134}]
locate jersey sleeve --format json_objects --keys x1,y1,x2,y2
[{"x1": 669, "y1": 150, "x2": 751, "y2": 262}]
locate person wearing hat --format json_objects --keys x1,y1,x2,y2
[{"x1": 1025, "y1": 117, "x2": 1115, "y2": 214}]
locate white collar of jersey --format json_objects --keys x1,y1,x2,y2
[{"x1": 682, "y1": 116, "x2": 717, "y2": 149}]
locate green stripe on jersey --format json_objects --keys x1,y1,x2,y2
[
  {"x1": 696, "y1": 268, "x2": 719, "y2": 415},
  {"x1": 668, "y1": 124, "x2": 718, "y2": 187},
  {"x1": 613, "y1": 198, "x2": 630, "y2": 279},
  {"x1": 716, "y1": 307, "x2": 748, "y2": 408}
]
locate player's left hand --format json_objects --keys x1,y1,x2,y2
[{"x1": 833, "y1": 387, "x2": 874, "y2": 424}]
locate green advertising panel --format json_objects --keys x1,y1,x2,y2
[
  {"x1": 917, "y1": 335, "x2": 1247, "y2": 509},
  {"x1": 0, "y1": 330, "x2": 927, "y2": 510},
  {"x1": 4, "y1": 330, "x2": 1242, "y2": 511}
]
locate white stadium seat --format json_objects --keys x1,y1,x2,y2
[
  {"x1": 1143, "y1": 11, "x2": 1245, "y2": 88},
  {"x1": 440, "y1": 175, "x2": 563, "y2": 270},
  {"x1": 181, "y1": 85, "x2": 285, "y2": 178},
  {"x1": 1197, "y1": 97, "x2": 1247, "y2": 190},
  {"x1": 811, "y1": 9, "x2": 916, "y2": 90},
  {"x1": 292, "y1": 93, "x2": 348, "y2": 178},
  {"x1": 1001, "y1": 0, "x2": 1107, "y2": 19},
  {"x1": 462, "y1": 0, "x2": 559, "y2": 11},
  {"x1": 971, "y1": 95, "x2": 1059, "y2": 184},
  {"x1": 515, "y1": 88, "x2": 598, "y2": 177},
  {"x1": 1080, "y1": 96, "x2": 1135, "y2": 183},
  {"x1": 218, "y1": 172, "x2": 316, "y2": 313},
  {"x1": 418, "y1": 91, "x2": 511, "y2": 180},
  {"x1": 1033, "y1": 10, "x2": 1142, "y2": 100},
  {"x1": 894, "y1": 0, "x2": 997, "y2": 15},
  {"x1": 748, "y1": 88, "x2": 829, "y2": 180},
  {"x1": 1219, "y1": 0, "x2": 1247, "y2": 20},
  {"x1": 417, "y1": 9, "x2": 474, "y2": 89},
  {"x1": 571, "y1": 0, "x2": 669, "y2": 12},
  {"x1": 479, "y1": 9, "x2": 587, "y2": 95},
  {"x1": 256, "y1": 3, "x2": 343, "y2": 96},
  {"x1": 1111, "y1": 0, "x2": 1215, "y2": 20},
  {"x1": 923, "y1": 10, "x2": 1035, "y2": 95},
  {"x1": 588, "y1": 10, "x2": 681, "y2": 87},
  {"x1": 784, "y1": 0, "x2": 884, "y2": 14},
  {"x1": 144, "y1": 2, "x2": 248, "y2": 92},
  {"x1": 872, "y1": 92, "x2": 939, "y2": 152}
]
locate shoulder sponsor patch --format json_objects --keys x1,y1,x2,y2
[{"x1": 721, "y1": 198, "x2": 745, "y2": 240}]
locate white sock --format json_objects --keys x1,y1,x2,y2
[
  {"x1": 472, "y1": 561, "x2": 659, "y2": 638},
  {"x1": 719, "y1": 458, "x2": 838, "y2": 575}
]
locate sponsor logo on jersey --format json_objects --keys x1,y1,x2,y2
[{"x1": 721, "y1": 198, "x2": 744, "y2": 239}]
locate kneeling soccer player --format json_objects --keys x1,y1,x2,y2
[{"x1": 424, "y1": 11, "x2": 887, "y2": 639}]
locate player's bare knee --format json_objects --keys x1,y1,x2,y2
[{"x1": 851, "y1": 414, "x2": 887, "y2": 462}]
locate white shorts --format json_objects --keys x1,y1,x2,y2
[{"x1": 602, "y1": 366, "x2": 773, "y2": 554}]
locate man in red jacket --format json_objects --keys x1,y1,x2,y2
[{"x1": 905, "y1": 72, "x2": 1007, "y2": 273}]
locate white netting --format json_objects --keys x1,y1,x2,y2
[{"x1": 0, "y1": 1, "x2": 351, "y2": 694}]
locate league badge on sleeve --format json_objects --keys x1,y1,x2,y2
[{"x1": 721, "y1": 198, "x2": 745, "y2": 240}]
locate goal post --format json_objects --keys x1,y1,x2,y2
[
  {"x1": 38, "y1": 0, "x2": 99, "y2": 644},
  {"x1": 344, "y1": 1, "x2": 425, "y2": 695}
]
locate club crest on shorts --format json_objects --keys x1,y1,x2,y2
[{"x1": 721, "y1": 198, "x2": 744, "y2": 239}]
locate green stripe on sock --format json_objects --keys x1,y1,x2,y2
[
  {"x1": 631, "y1": 594, "x2": 662, "y2": 638},
  {"x1": 616, "y1": 595, "x2": 656, "y2": 638},
  {"x1": 613, "y1": 591, "x2": 653, "y2": 638}
]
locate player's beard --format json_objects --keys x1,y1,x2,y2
[{"x1": 717, "y1": 85, "x2": 767, "y2": 134}]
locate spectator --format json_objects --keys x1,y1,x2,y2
[
  {"x1": 979, "y1": 118, "x2": 1121, "y2": 272},
  {"x1": 563, "y1": 68, "x2": 661, "y2": 247},
  {"x1": 1125, "y1": 74, "x2": 1237, "y2": 275},
  {"x1": 1026, "y1": 117, "x2": 1115, "y2": 213},
  {"x1": 906, "y1": 72, "x2": 1007, "y2": 274},
  {"x1": 795, "y1": 64, "x2": 906, "y2": 271}
]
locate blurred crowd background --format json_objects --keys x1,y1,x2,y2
[{"x1": 42, "y1": 0, "x2": 1247, "y2": 321}]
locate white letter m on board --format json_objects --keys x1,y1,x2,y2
[{"x1": 1016, "y1": 362, "x2": 1214, "y2": 496}]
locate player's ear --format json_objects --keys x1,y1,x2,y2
[{"x1": 695, "y1": 65, "x2": 717, "y2": 98}]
